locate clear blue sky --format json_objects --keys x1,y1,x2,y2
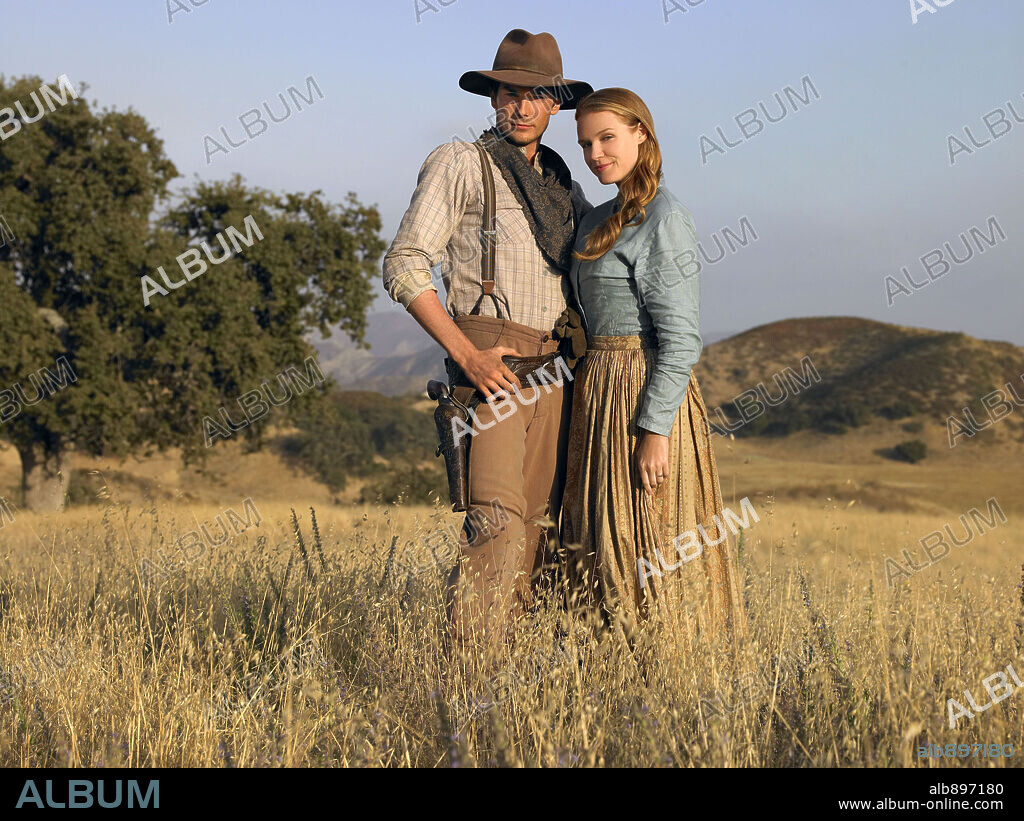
[{"x1": 5, "y1": 0, "x2": 1023, "y2": 344}]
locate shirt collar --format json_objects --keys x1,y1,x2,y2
[{"x1": 518, "y1": 143, "x2": 544, "y2": 173}]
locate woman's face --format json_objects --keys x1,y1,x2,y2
[{"x1": 576, "y1": 110, "x2": 647, "y2": 186}]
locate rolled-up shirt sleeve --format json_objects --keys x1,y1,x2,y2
[
  {"x1": 382, "y1": 142, "x2": 469, "y2": 310},
  {"x1": 634, "y1": 211, "x2": 703, "y2": 437}
]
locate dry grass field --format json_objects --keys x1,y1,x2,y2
[{"x1": 1, "y1": 431, "x2": 1021, "y2": 768}]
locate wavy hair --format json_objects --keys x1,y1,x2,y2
[{"x1": 573, "y1": 88, "x2": 662, "y2": 261}]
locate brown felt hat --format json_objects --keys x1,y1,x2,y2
[{"x1": 459, "y1": 29, "x2": 593, "y2": 110}]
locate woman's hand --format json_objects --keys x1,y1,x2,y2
[{"x1": 635, "y1": 428, "x2": 670, "y2": 493}]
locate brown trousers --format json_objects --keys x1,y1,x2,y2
[{"x1": 445, "y1": 314, "x2": 573, "y2": 656}]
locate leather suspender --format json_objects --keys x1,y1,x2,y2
[{"x1": 471, "y1": 140, "x2": 499, "y2": 315}]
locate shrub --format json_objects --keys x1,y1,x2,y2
[
  {"x1": 365, "y1": 404, "x2": 436, "y2": 459},
  {"x1": 66, "y1": 470, "x2": 105, "y2": 506},
  {"x1": 283, "y1": 389, "x2": 440, "y2": 492},
  {"x1": 818, "y1": 403, "x2": 871, "y2": 429},
  {"x1": 332, "y1": 391, "x2": 436, "y2": 459},
  {"x1": 893, "y1": 439, "x2": 927, "y2": 463},
  {"x1": 762, "y1": 409, "x2": 813, "y2": 436},
  {"x1": 739, "y1": 412, "x2": 770, "y2": 437},
  {"x1": 877, "y1": 399, "x2": 919, "y2": 420},
  {"x1": 358, "y1": 460, "x2": 446, "y2": 505},
  {"x1": 282, "y1": 401, "x2": 375, "y2": 491}
]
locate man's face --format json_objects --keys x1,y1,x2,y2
[{"x1": 490, "y1": 82, "x2": 561, "y2": 146}]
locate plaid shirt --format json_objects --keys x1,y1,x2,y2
[{"x1": 382, "y1": 139, "x2": 592, "y2": 332}]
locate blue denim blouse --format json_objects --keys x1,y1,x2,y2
[{"x1": 569, "y1": 185, "x2": 702, "y2": 437}]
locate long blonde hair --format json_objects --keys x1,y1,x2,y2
[{"x1": 573, "y1": 88, "x2": 662, "y2": 261}]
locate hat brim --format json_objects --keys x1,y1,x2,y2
[{"x1": 459, "y1": 69, "x2": 593, "y2": 110}]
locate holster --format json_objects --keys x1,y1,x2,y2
[
  {"x1": 428, "y1": 351, "x2": 563, "y2": 513},
  {"x1": 427, "y1": 377, "x2": 473, "y2": 512}
]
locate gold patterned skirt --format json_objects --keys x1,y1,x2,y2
[{"x1": 560, "y1": 333, "x2": 748, "y2": 644}]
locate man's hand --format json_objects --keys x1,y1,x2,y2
[
  {"x1": 636, "y1": 429, "x2": 670, "y2": 493},
  {"x1": 458, "y1": 345, "x2": 523, "y2": 399},
  {"x1": 404, "y1": 291, "x2": 522, "y2": 398}
]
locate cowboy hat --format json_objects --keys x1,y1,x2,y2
[{"x1": 459, "y1": 29, "x2": 593, "y2": 110}]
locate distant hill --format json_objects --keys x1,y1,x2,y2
[
  {"x1": 695, "y1": 316, "x2": 1024, "y2": 441},
  {"x1": 312, "y1": 309, "x2": 737, "y2": 396}
]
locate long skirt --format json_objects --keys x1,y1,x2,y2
[{"x1": 560, "y1": 333, "x2": 748, "y2": 645}]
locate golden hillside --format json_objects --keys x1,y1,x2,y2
[{"x1": 697, "y1": 316, "x2": 1024, "y2": 448}]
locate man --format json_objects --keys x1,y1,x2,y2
[{"x1": 382, "y1": 29, "x2": 593, "y2": 656}]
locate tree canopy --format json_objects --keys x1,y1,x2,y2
[{"x1": 0, "y1": 73, "x2": 385, "y2": 510}]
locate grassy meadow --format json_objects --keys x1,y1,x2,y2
[{"x1": 1, "y1": 431, "x2": 1022, "y2": 768}]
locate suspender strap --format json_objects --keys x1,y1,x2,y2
[{"x1": 470, "y1": 140, "x2": 499, "y2": 315}]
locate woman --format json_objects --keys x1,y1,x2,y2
[{"x1": 560, "y1": 88, "x2": 747, "y2": 644}]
